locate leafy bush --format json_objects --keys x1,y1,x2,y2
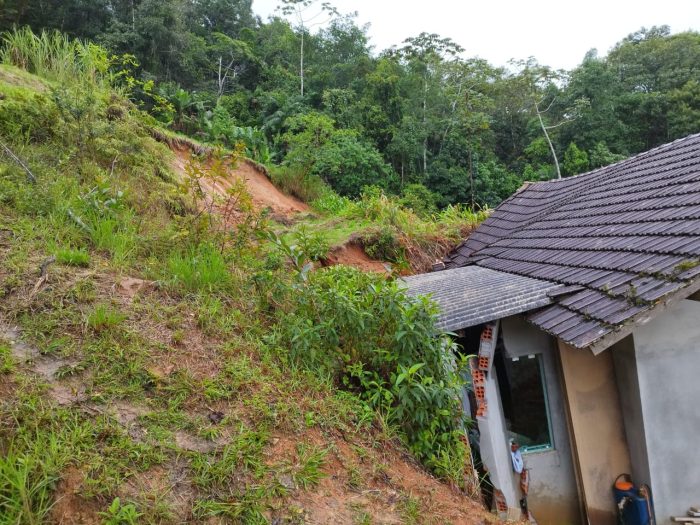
[
  {"x1": 271, "y1": 266, "x2": 469, "y2": 482},
  {"x1": 310, "y1": 190, "x2": 356, "y2": 215},
  {"x1": 281, "y1": 112, "x2": 396, "y2": 197},
  {"x1": 399, "y1": 184, "x2": 439, "y2": 217}
]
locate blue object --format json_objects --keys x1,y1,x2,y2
[{"x1": 613, "y1": 474, "x2": 653, "y2": 525}]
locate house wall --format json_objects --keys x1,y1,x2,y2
[
  {"x1": 630, "y1": 299, "x2": 700, "y2": 523},
  {"x1": 557, "y1": 341, "x2": 632, "y2": 525},
  {"x1": 610, "y1": 336, "x2": 652, "y2": 488},
  {"x1": 500, "y1": 317, "x2": 581, "y2": 525}
]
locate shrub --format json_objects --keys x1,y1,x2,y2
[
  {"x1": 399, "y1": 183, "x2": 438, "y2": 217},
  {"x1": 271, "y1": 266, "x2": 469, "y2": 482}
]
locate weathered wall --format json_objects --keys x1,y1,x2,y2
[
  {"x1": 502, "y1": 317, "x2": 581, "y2": 525},
  {"x1": 610, "y1": 336, "x2": 651, "y2": 487},
  {"x1": 558, "y1": 341, "x2": 632, "y2": 525},
  {"x1": 631, "y1": 299, "x2": 700, "y2": 524}
]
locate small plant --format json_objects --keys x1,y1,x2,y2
[
  {"x1": 400, "y1": 493, "x2": 421, "y2": 524},
  {"x1": 99, "y1": 497, "x2": 142, "y2": 525},
  {"x1": 0, "y1": 341, "x2": 14, "y2": 374},
  {"x1": 293, "y1": 225, "x2": 329, "y2": 262},
  {"x1": 55, "y1": 247, "x2": 90, "y2": 267},
  {"x1": 167, "y1": 243, "x2": 231, "y2": 293},
  {"x1": 293, "y1": 443, "x2": 327, "y2": 489},
  {"x1": 86, "y1": 304, "x2": 126, "y2": 333}
]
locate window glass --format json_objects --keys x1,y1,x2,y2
[{"x1": 494, "y1": 350, "x2": 553, "y2": 452}]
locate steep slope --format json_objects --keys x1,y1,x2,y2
[{"x1": 0, "y1": 64, "x2": 493, "y2": 523}]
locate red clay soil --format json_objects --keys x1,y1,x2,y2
[
  {"x1": 172, "y1": 148, "x2": 308, "y2": 218},
  {"x1": 172, "y1": 148, "x2": 391, "y2": 273},
  {"x1": 321, "y1": 242, "x2": 389, "y2": 274}
]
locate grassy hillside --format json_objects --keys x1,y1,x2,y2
[{"x1": 0, "y1": 34, "x2": 489, "y2": 524}]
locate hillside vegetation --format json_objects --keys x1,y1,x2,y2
[
  {"x1": 3, "y1": 1, "x2": 699, "y2": 210},
  {"x1": 0, "y1": 31, "x2": 490, "y2": 524}
]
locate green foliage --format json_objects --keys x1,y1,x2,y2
[
  {"x1": 0, "y1": 342, "x2": 14, "y2": 374},
  {"x1": 55, "y1": 247, "x2": 91, "y2": 267},
  {"x1": 589, "y1": 142, "x2": 626, "y2": 169},
  {"x1": 167, "y1": 243, "x2": 232, "y2": 293},
  {"x1": 399, "y1": 183, "x2": 438, "y2": 217},
  {"x1": 86, "y1": 304, "x2": 126, "y2": 333},
  {"x1": 99, "y1": 498, "x2": 142, "y2": 525},
  {"x1": 282, "y1": 112, "x2": 395, "y2": 197},
  {"x1": 293, "y1": 443, "x2": 328, "y2": 489},
  {"x1": 271, "y1": 266, "x2": 469, "y2": 481},
  {"x1": 269, "y1": 165, "x2": 328, "y2": 202},
  {"x1": 1, "y1": 27, "x2": 109, "y2": 85},
  {"x1": 562, "y1": 142, "x2": 590, "y2": 176}
]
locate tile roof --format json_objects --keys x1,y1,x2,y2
[
  {"x1": 402, "y1": 266, "x2": 563, "y2": 332},
  {"x1": 442, "y1": 133, "x2": 700, "y2": 350}
]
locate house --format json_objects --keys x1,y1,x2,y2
[{"x1": 403, "y1": 133, "x2": 700, "y2": 525}]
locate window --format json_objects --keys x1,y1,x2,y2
[{"x1": 494, "y1": 350, "x2": 553, "y2": 453}]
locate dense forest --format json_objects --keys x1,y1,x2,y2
[{"x1": 2, "y1": 0, "x2": 700, "y2": 208}]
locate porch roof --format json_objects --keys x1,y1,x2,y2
[{"x1": 402, "y1": 265, "x2": 564, "y2": 332}]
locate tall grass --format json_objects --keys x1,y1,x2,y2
[{"x1": 0, "y1": 27, "x2": 109, "y2": 86}]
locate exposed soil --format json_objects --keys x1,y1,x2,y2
[
  {"x1": 321, "y1": 242, "x2": 389, "y2": 274},
  {"x1": 171, "y1": 147, "x2": 396, "y2": 274},
  {"x1": 172, "y1": 148, "x2": 308, "y2": 219}
]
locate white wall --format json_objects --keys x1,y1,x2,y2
[{"x1": 631, "y1": 299, "x2": 700, "y2": 523}]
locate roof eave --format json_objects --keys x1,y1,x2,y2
[{"x1": 576, "y1": 277, "x2": 700, "y2": 355}]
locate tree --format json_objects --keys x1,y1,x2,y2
[
  {"x1": 398, "y1": 33, "x2": 464, "y2": 175},
  {"x1": 562, "y1": 142, "x2": 589, "y2": 176},
  {"x1": 277, "y1": 0, "x2": 341, "y2": 97}
]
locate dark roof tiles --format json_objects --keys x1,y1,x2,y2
[{"x1": 442, "y1": 133, "x2": 700, "y2": 349}]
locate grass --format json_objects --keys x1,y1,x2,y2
[
  {"x1": 293, "y1": 443, "x2": 328, "y2": 490},
  {"x1": 167, "y1": 243, "x2": 232, "y2": 293},
  {"x1": 55, "y1": 247, "x2": 90, "y2": 267},
  {"x1": 86, "y1": 304, "x2": 126, "y2": 333},
  {"x1": 0, "y1": 32, "x2": 488, "y2": 522},
  {"x1": 0, "y1": 341, "x2": 14, "y2": 374}
]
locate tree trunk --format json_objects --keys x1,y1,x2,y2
[
  {"x1": 422, "y1": 76, "x2": 427, "y2": 174},
  {"x1": 300, "y1": 30, "x2": 305, "y2": 97},
  {"x1": 536, "y1": 103, "x2": 562, "y2": 179}
]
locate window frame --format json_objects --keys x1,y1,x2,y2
[{"x1": 500, "y1": 353, "x2": 555, "y2": 454}]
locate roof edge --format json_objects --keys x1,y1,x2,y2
[{"x1": 584, "y1": 277, "x2": 700, "y2": 355}]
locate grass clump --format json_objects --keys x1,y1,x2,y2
[
  {"x1": 0, "y1": 341, "x2": 14, "y2": 374},
  {"x1": 269, "y1": 165, "x2": 327, "y2": 203},
  {"x1": 55, "y1": 247, "x2": 90, "y2": 267},
  {"x1": 86, "y1": 304, "x2": 126, "y2": 333},
  {"x1": 293, "y1": 443, "x2": 328, "y2": 489},
  {"x1": 166, "y1": 243, "x2": 232, "y2": 293}
]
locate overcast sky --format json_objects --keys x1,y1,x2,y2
[{"x1": 252, "y1": 0, "x2": 700, "y2": 70}]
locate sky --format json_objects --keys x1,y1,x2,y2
[{"x1": 251, "y1": 0, "x2": 700, "y2": 70}]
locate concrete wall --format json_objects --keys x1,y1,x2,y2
[
  {"x1": 631, "y1": 299, "x2": 700, "y2": 523},
  {"x1": 500, "y1": 317, "x2": 581, "y2": 525},
  {"x1": 611, "y1": 336, "x2": 652, "y2": 487},
  {"x1": 558, "y1": 341, "x2": 632, "y2": 525}
]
